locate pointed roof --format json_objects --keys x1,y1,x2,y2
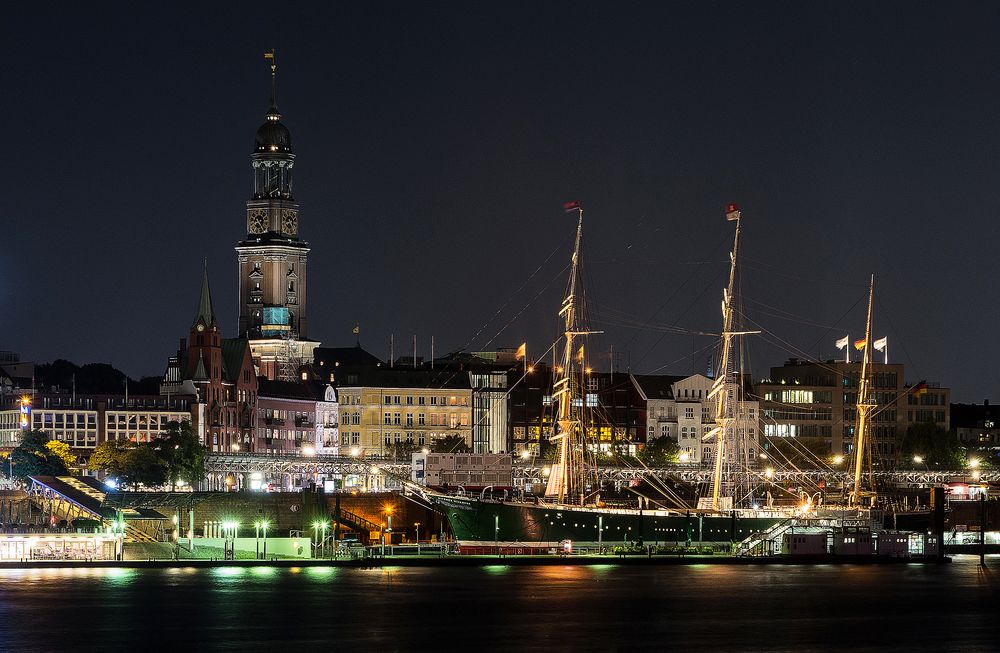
[
  {"x1": 192, "y1": 263, "x2": 216, "y2": 329},
  {"x1": 192, "y1": 352, "x2": 209, "y2": 382}
]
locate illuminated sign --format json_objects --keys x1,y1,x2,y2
[{"x1": 18, "y1": 397, "x2": 30, "y2": 430}]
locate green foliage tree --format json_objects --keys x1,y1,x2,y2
[
  {"x1": 386, "y1": 441, "x2": 419, "y2": 462},
  {"x1": 119, "y1": 445, "x2": 167, "y2": 489},
  {"x1": 88, "y1": 439, "x2": 131, "y2": 478},
  {"x1": 155, "y1": 420, "x2": 206, "y2": 489},
  {"x1": 45, "y1": 440, "x2": 78, "y2": 469},
  {"x1": 899, "y1": 422, "x2": 965, "y2": 468},
  {"x1": 430, "y1": 434, "x2": 471, "y2": 453},
  {"x1": 637, "y1": 437, "x2": 680, "y2": 467},
  {"x1": 89, "y1": 439, "x2": 167, "y2": 489},
  {"x1": 9, "y1": 430, "x2": 70, "y2": 480}
]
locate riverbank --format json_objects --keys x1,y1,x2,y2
[{"x1": 0, "y1": 553, "x2": 952, "y2": 569}]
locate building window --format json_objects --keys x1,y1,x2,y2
[
  {"x1": 685, "y1": 407, "x2": 694, "y2": 419},
  {"x1": 418, "y1": 413, "x2": 425, "y2": 426}
]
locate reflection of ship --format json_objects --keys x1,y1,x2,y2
[{"x1": 425, "y1": 202, "x2": 803, "y2": 548}]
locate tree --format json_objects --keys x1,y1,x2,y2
[
  {"x1": 119, "y1": 445, "x2": 167, "y2": 489},
  {"x1": 899, "y1": 422, "x2": 965, "y2": 468},
  {"x1": 45, "y1": 440, "x2": 78, "y2": 469},
  {"x1": 88, "y1": 439, "x2": 131, "y2": 478},
  {"x1": 9, "y1": 430, "x2": 70, "y2": 480},
  {"x1": 637, "y1": 437, "x2": 680, "y2": 467},
  {"x1": 89, "y1": 439, "x2": 168, "y2": 489},
  {"x1": 430, "y1": 434, "x2": 471, "y2": 453},
  {"x1": 155, "y1": 420, "x2": 206, "y2": 489},
  {"x1": 386, "y1": 441, "x2": 419, "y2": 462}
]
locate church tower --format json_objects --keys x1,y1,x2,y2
[{"x1": 236, "y1": 55, "x2": 319, "y2": 380}]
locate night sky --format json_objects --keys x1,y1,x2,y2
[{"x1": 4, "y1": 2, "x2": 998, "y2": 402}]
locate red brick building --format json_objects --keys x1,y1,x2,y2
[{"x1": 162, "y1": 269, "x2": 258, "y2": 453}]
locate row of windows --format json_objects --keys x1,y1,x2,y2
[
  {"x1": 382, "y1": 412, "x2": 469, "y2": 427},
  {"x1": 383, "y1": 395, "x2": 468, "y2": 407},
  {"x1": 257, "y1": 428, "x2": 311, "y2": 441}
]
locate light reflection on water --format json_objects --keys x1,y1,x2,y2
[{"x1": 0, "y1": 558, "x2": 995, "y2": 651}]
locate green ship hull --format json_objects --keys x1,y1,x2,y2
[{"x1": 433, "y1": 494, "x2": 787, "y2": 546}]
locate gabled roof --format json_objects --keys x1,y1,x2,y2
[
  {"x1": 220, "y1": 338, "x2": 250, "y2": 383},
  {"x1": 631, "y1": 374, "x2": 687, "y2": 401},
  {"x1": 192, "y1": 352, "x2": 209, "y2": 382}
]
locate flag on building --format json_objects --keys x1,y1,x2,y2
[
  {"x1": 835, "y1": 336, "x2": 849, "y2": 350},
  {"x1": 873, "y1": 337, "x2": 887, "y2": 352},
  {"x1": 725, "y1": 203, "x2": 741, "y2": 221},
  {"x1": 577, "y1": 344, "x2": 585, "y2": 361},
  {"x1": 913, "y1": 381, "x2": 928, "y2": 396},
  {"x1": 515, "y1": 343, "x2": 527, "y2": 360},
  {"x1": 853, "y1": 338, "x2": 867, "y2": 351},
  {"x1": 563, "y1": 200, "x2": 582, "y2": 213}
]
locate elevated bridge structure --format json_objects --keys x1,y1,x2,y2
[{"x1": 202, "y1": 454, "x2": 995, "y2": 493}]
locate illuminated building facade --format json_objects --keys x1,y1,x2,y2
[
  {"x1": 633, "y1": 373, "x2": 761, "y2": 464},
  {"x1": 256, "y1": 380, "x2": 317, "y2": 454},
  {"x1": 754, "y1": 358, "x2": 950, "y2": 462},
  {"x1": 0, "y1": 393, "x2": 192, "y2": 463}
]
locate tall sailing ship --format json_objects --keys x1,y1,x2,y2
[{"x1": 423, "y1": 202, "x2": 815, "y2": 549}]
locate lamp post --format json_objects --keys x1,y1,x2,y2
[
  {"x1": 254, "y1": 521, "x2": 261, "y2": 559},
  {"x1": 494, "y1": 514, "x2": 499, "y2": 557},
  {"x1": 414, "y1": 522, "x2": 421, "y2": 555},
  {"x1": 261, "y1": 520, "x2": 269, "y2": 559}
]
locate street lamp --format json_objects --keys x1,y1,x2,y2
[
  {"x1": 414, "y1": 522, "x2": 421, "y2": 555},
  {"x1": 833, "y1": 455, "x2": 844, "y2": 465},
  {"x1": 969, "y1": 458, "x2": 981, "y2": 469},
  {"x1": 261, "y1": 520, "x2": 269, "y2": 559},
  {"x1": 383, "y1": 506, "x2": 394, "y2": 557}
]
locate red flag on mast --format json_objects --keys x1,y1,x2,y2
[{"x1": 563, "y1": 200, "x2": 582, "y2": 213}]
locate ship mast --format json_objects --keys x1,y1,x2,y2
[
  {"x1": 545, "y1": 202, "x2": 597, "y2": 505},
  {"x1": 708, "y1": 205, "x2": 743, "y2": 511},
  {"x1": 850, "y1": 275, "x2": 876, "y2": 506}
]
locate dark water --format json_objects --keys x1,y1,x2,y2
[{"x1": 1, "y1": 557, "x2": 998, "y2": 652}]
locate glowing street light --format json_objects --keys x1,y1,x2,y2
[
  {"x1": 765, "y1": 467, "x2": 775, "y2": 479},
  {"x1": 969, "y1": 458, "x2": 981, "y2": 469},
  {"x1": 913, "y1": 455, "x2": 923, "y2": 464},
  {"x1": 833, "y1": 455, "x2": 844, "y2": 465},
  {"x1": 302, "y1": 444, "x2": 316, "y2": 457}
]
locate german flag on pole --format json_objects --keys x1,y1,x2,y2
[
  {"x1": 853, "y1": 338, "x2": 867, "y2": 351},
  {"x1": 725, "y1": 203, "x2": 741, "y2": 221},
  {"x1": 563, "y1": 200, "x2": 582, "y2": 213},
  {"x1": 913, "y1": 381, "x2": 928, "y2": 397}
]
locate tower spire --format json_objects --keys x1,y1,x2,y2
[
  {"x1": 193, "y1": 260, "x2": 216, "y2": 329},
  {"x1": 264, "y1": 50, "x2": 279, "y2": 120}
]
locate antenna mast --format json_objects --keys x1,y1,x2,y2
[
  {"x1": 545, "y1": 201, "x2": 601, "y2": 504},
  {"x1": 851, "y1": 275, "x2": 876, "y2": 506}
]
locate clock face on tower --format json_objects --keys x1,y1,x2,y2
[
  {"x1": 247, "y1": 209, "x2": 268, "y2": 234},
  {"x1": 281, "y1": 209, "x2": 298, "y2": 235}
]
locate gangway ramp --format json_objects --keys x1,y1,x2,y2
[{"x1": 27, "y1": 476, "x2": 165, "y2": 542}]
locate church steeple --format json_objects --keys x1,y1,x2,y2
[
  {"x1": 237, "y1": 53, "x2": 318, "y2": 379},
  {"x1": 192, "y1": 262, "x2": 216, "y2": 330}
]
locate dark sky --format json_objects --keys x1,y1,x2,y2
[{"x1": 4, "y1": 2, "x2": 998, "y2": 402}]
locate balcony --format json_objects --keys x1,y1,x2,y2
[
  {"x1": 264, "y1": 417, "x2": 286, "y2": 426},
  {"x1": 295, "y1": 417, "x2": 313, "y2": 427}
]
